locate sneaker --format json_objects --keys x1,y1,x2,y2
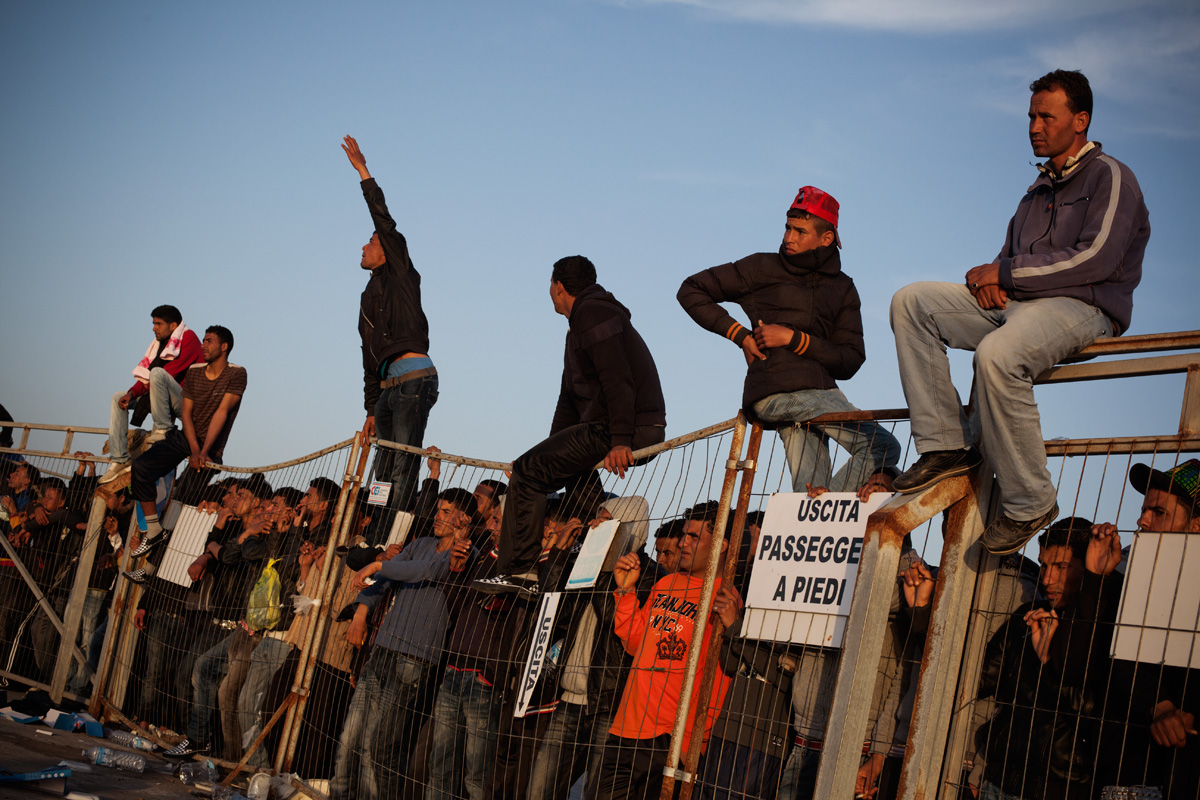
[
  {"x1": 473, "y1": 573, "x2": 540, "y2": 597},
  {"x1": 123, "y1": 568, "x2": 149, "y2": 585},
  {"x1": 98, "y1": 461, "x2": 132, "y2": 485},
  {"x1": 893, "y1": 448, "x2": 982, "y2": 494},
  {"x1": 162, "y1": 738, "x2": 209, "y2": 759},
  {"x1": 145, "y1": 428, "x2": 170, "y2": 445},
  {"x1": 981, "y1": 503, "x2": 1059, "y2": 555},
  {"x1": 130, "y1": 532, "x2": 167, "y2": 559}
]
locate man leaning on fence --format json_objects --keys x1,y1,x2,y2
[
  {"x1": 678, "y1": 185, "x2": 900, "y2": 494},
  {"x1": 973, "y1": 516, "x2": 1124, "y2": 800},
  {"x1": 342, "y1": 135, "x2": 438, "y2": 517},
  {"x1": 476, "y1": 255, "x2": 667, "y2": 597},
  {"x1": 890, "y1": 69, "x2": 1150, "y2": 555},
  {"x1": 1097, "y1": 459, "x2": 1200, "y2": 798},
  {"x1": 101, "y1": 304, "x2": 202, "y2": 484}
]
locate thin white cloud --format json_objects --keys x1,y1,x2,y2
[{"x1": 623, "y1": 0, "x2": 1155, "y2": 33}]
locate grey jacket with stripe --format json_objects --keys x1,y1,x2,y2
[{"x1": 996, "y1": 142, "x2": 1149, "y2": 335}]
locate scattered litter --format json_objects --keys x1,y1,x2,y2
[
  {"x1": 36, "y1": 729, "x2": 54, "y2": 736},
  {"x1": 0, "y1": 764, "x2": 71, "y2": 795},
  {"x1": 58, "y1": 759, "x2": 94, "y2": 773},
  {"x1": 66, "y1": 793, "x2": 101, "y2": 800},
  {"x1": 82, "y1": 746, "x2": 146, "y2": 773}
]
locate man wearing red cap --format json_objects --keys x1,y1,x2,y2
[
  {"x1": 889, "y1": 70, "x2": 1150, "y2": 556},
  {"x1": 678, "y1": 186, "x2": 900, "y2": 493}
]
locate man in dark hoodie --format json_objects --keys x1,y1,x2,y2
[
  {"x1": 678, "y1": 186, "x2": 900, "y2": 494},
  {"x1": 477, "y1": 255, "x2": 667, "y2": 597},
  {"x1": 342, "y1": 135, "x2": 437, "y2": 515}
]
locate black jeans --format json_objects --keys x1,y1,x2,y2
[
  {"x1": 130, "y1": 428, "x2": 220, "y2": 504},
  {"x1": 498, "y1": 421, "x2": 665, "y2": 574},
  {"x1": 591, "y1": 732, "x2": 672, "y2": 800}
]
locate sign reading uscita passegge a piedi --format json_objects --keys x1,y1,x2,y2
[{"x1": 741, "y1": 492, "x2": 891, "y2": 647}]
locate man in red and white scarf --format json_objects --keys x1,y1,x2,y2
[{"x1": 101, "y1": 304, "x2": 202, "y2": 483}]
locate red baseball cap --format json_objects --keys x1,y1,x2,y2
[{"x1": 788, "y1": 185, "x2": 841, "y2": 247}]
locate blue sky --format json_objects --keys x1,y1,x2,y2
[{"x1": 2, "y1": 0, "x2": 1197, "y2": 531}]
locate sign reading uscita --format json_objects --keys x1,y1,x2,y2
[{"x1": 742, "y1": 491, "x2": 890, "y2": 647}]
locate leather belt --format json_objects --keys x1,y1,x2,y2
[
  {"x1": 380, "y1": 366, "x2": 437, "y2": 390},
  {"x1": 793, "y1": 735, "x2": 870, "y2": 755}
]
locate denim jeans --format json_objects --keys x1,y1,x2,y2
[
  {"x1": 425, "y1": 667, "x2": 501, "y2": 800},
  {"x1": 330, "y1": 648, "x2": 431, "y2": 800},
  {"x1": 374, "y1": 372, "x2": 438, "y2": 514},
  {"x1": 752, "y1": 387, "x2": 901, "y2": 493},
  {"x1": 108, "y1": 367, "x2": 184, "y2": 463},
  {"x1": 238, "y1": 637, "x2": 293, "y2": 767},
  {"x1": 979, "y1": 781, "x2": 1028, "y2": 800},
  {"x1": 697, "y1": 738, "x2": 783, "y2": 800},
  {"x1": 526, "y1": 702, "x2": 612, "y2": 800},
  {"x1": 891, "y1": 282, "x2": 1112, "y2": 520},
  {"x1": 187, "y1": 631, "x2": 232, "y2": 747},
  {"x1": 776, "y1": 744, "x2": 820, "y2": 800},
  {"x1": 217, "y1": 627, "x2": 259, "y2": 761},
  {"x1": 67, "y1": 588, "x2": 107, "y2": 694}
]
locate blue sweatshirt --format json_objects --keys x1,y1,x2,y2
[{"x1": 996, "y1": 142, "x2": 1149, "y2": 335}]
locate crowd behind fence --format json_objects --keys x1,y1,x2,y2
[{"x1": 0, "y1": 336, "x2": 1198, "y2": 800}]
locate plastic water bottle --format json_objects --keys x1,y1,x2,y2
[
  {"x1": 106, "y1": 729, "x2": 157, "y2": 751},
  {"x1": 246, "y1": 772, "x2": 272, "y2": 799},
  {"x1": 176, "y1": 759, "x2": 220, "y2": 784},
  {"x1": 83, "y1": 746, "x2": 146, "y2": 773}
]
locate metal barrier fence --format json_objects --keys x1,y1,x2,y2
[{"x1": 0, "y1": 329, "x2": 1196, "y2": 799}]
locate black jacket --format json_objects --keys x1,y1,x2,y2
[
  {"x1": 552, "y1": 284, "x2": 666, "y2": 449},
  {"x1": 977, "y1": 571, "x2": 1123, "y2": 799},
  {"x1": 677, "y1": 245, "x2": 865, "y2": 410},
  {"x1": 358, "y1": 178, "x2": 431, "y2": 412}
]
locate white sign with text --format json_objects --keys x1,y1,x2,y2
[
  {"x1": 515, "y1": 591, "x2": 562, "y2": 717},
  {"x1": 1111, "y1": 530, "x2": 1200, "y2": 669},
  {"x1": 742, "y1": 491, "x2": 890, "y2": 647}
]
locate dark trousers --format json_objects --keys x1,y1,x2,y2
[
  {"x1": 130, "y1": 428, "x2": 220, "y2": 504},
  {"x1": 697, "y1": 738, "x2": 783, "y2": 800},
  {"x1": 590, "y1": 733, "x2": 672, "y2": 800},
  {"x1": 499, "y1": 422, "x2": 664, "y2": 574},
  {"x1": 373, "y1": 373, "x2": 439, "y2": 516}
]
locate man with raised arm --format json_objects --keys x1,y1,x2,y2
[
  {"x1": 476, "y1": 255, "x2": 666, "y2": 596},
  {"x1": 342, "y1": 135, "x2": 437, "y2": 515},
  {"x1": 679, "y1": 186, "x2": 900, "y2": 494},
  {"x1": 129, "y1": 325, "x2": 246, "y2": 556},
  {"x1": 890, "y1": 69, "x2": 1150, "y2": 555}
]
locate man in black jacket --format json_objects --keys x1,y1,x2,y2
[
  {"x1": 477, "y1": 256, "x2": 667, "y2": 597},
  {"x1": 342, "y1": 136, "x2": 437, "y2": 515},
  {"x1": 678, "y1": 186, "x2": 899, "y2": 494}
]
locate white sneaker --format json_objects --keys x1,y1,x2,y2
[
  {"x1": 98, "y1": 461, "x2": 132, "y2": 485},
  {"x1": 145, "y1": 428, "x2": 170, "y2": 445}
]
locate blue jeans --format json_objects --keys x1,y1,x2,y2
[
  {"x1": 374, "y1": 372, "x2": 438, "y2": 513},
  {"x1": 67, "y1": 588, "x2": 108, "y2": 694},
  {"x1": 526, "y1": 702, "x2": 612, "y2": 800},
  {"x1": 891, "y1": 282, "x2": 1112, "y2": 519},
  {"x1": 979, "y1": 781, "x2": 1027, "y2": 800},
  {"x1": 752, "y1": 387, "x2": 901, "y2": 493},
  {"x1": 776, "y1": 744, "x2": 820, "y2": 800},
  {"x1": 108, "y1": 367, "x2": 184, "y2": 463},
  {"x1": 698, "y1": 738, "x2": 783, "y2": 800},
  {"x1": 425, "y1": 667, "x2": 501, "y2": 800},
  {"x1": 187, "y1": 631, "x2": 232, "y2": 746},
  {"x1": 330, "y1": 648, "x2": 431, "y2": 800},
  {"x1": 237, "y1": 637, "x2": 293, "y2": 767}
]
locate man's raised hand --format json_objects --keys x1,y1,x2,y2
[
  {"x1": 613, "y1": 552, "x2": 641, "y2": 592},
  {"x1": 1087, "y1": 522, "x2": 1123, "y2": 576},
  {"x1": 342, "y1": 135, "x2": 372, "y2": 181}
]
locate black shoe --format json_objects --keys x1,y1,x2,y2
[
  {"x1": 130, "y1": 531, "x2": 168, "y2": 559},
  {"x1": 981, "y1": 503, "x2": 1059, "y2": 555},
  {"x1": 162, "y1": 738, "x2": 209, "y2": 759},
  {"x1": 123, "y1": 568, "x2": 149, "y2": 585},
  {"x1": 893, "y1": 448, "x2": 982, "y2": 494},
  {"x1": 473, "y1": 573, "x2": 539, "y2": 598}
]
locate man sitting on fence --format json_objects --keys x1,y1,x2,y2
[
  {"x1": 129, "y1": 325, "x2": 247, "y2": 557},
  {"x1": 591, "y1": 501, "x2": 732, "y2": 800},
  {"x1": 477, "y1": 255, "x2": 667, "y2": 598},
  {"x1": 101, "y1": 304, "x2": 202, "y2": 484},
  {"x1": 974, "y1": 516, "x2": 1123, "y2": 800},
  {"x1": 890, "y1": 69, "x2": 1150, "y2": 555},
  {"x1": 330, "y1": 453, "x2": 476, "y2": 800},
  {"x1": 678, "y1": 186, "x2": 900, "y2": 494}
]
